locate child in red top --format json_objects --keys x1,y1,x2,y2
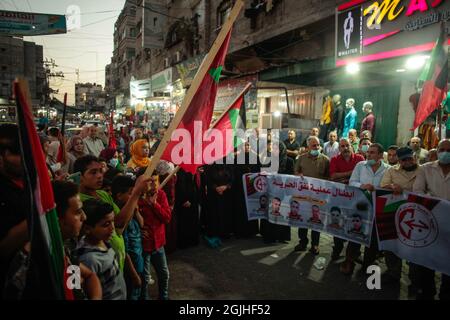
[{"x1": 138, "y1": 173, "x2": 171, "y2": 300}]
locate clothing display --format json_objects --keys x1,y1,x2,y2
[{"x1": 342, "y1": 107, "x2": 357, "y2": 138}]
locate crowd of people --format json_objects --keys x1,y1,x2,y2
[{"x1": 0, "y1": 119, "x2": 449, "y2": 300}]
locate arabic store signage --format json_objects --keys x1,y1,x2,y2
[
  {"x1": 0, "y1": 10, "x2": 66, "y2": 36},
  {"x1": 335, "y1": 0, "x2": 450, "y2": 66}
]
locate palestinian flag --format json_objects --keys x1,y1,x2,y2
[
  {"x1": 202, "y1": 84, "x2": 250, "y2": 165},
  {"x1": 14, "y1": 79, "x2": 66, "y2": 299},
  {"x1": 160, "y1": 30, "x2": 232, "y2": 174},
  {"x1": 412, "y1": 23, "x2": 448, "y2": 131}
]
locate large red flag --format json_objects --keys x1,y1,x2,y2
[
  {"x1": 412, "y1": 23, "x2": 448, "y2": 131},
  {"x1": 160, "y1": 30, "x2": 232, "y2": 173}
]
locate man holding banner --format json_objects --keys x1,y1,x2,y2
[
  {"x1": 294, "y1": 136, "x2": 330, "y2": 255},
  {"x1": 412, "y1": 139, "x2": 450, "y2": 300},
  {"x1": 341, "y1": 143, "x2": 389, "y2": 275},
  {"x1": 380, "y1": 147, "x2": 420, "y2": 287}
]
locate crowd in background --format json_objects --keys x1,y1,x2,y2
[{"x1": 1, "y1": 119, "x2": 449, "y2": 300}]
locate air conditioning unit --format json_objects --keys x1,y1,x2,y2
[{"x1": 164, "y1": 57, "x2": 169, "y2": 68}]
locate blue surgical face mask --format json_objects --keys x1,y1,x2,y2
[
  {"x1": 109, "y1": 158, "x2": 119, "y2": 168},
  {"x1": 361, "y1": 144, "x2": 370, "y2": 153},
  {"x1": 367, "y1": 159, "x2": 377, "y2": 166},
  {"x1": 438, "y1": 151, "x2": 450, "y2": 164},
  {"x1": 310, "y1": 149, "x2": 320, "y2": 157}
]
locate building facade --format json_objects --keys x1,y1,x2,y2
[
  {"x1": 75, "y1": 83, "x2": 106, "y2": 111},
  {"x1": 105, "y1": 0, "x2": 446, "y2": 147},
  {"x1": 0, "y1": 35, "x2": 45, "y2": 107}
]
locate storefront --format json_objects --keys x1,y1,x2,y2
[
  {"x1": 259, "y1": 0, "x2": 450, "y2": 148},
  {"x1": 129, "y1": 67, "x2": 176, "y2": 129},
  {"x1": 334, "y1": 0, "x2": 450, "y2": 147}
]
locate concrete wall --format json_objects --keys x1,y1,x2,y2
[{"x1": 209, "y1": 0, "x2": 346, "y2": 53}]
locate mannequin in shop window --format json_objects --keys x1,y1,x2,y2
[
  {"x1": 332, "y1": 94, "x2": 345, "y2": 137},
  {"x1": 319, "y1": 95, "x2": 333, "y2": 142},
  {"x1": 342, "y1": 98, "x2": 357, "y2": 138},
  {"x1": 360, "y1": 101, "x2": 376, "y2": 139}
]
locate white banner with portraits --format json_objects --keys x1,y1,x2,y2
[{"x1": 243, "y1": 173, "x2": 374, "y2": 247}]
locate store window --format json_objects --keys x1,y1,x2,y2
[
  {"x1": 126, "y1": 48, "x2": 135, "y2": 60},
  {"x1": 130, "y1": 27, "x2": 136, "y2": 38}
]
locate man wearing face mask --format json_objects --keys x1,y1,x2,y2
[
  {"x1": 294, "y1": 136, "x2": 330, "y2": 255},
  {"x1": 341, "y1": 143, "x2": 389, "y2": 275},
  {"x1": 329, "y1": 138, "x2": 365, "y2": 260},
  {"x1": 413, "y1": 139, "x2": 450, "y2": 300},
  {"x1": 380, "y1": 147, "x2": 419, "y2": 285},
  {"x1": 357, "y1": 138, "x2": 371, "y2": 159}
]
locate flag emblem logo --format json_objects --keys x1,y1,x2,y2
[{"x1": 395, "y1": 203, "x2": 438, "y2": 248}]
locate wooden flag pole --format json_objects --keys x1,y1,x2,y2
[
  {"x1": 143, "y1": 0, "x2": 244, "y2": 178},
  {"x1": 159, "y1": 165, "x2": 181, "y2": 190}
]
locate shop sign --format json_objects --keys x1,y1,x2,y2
[
  {"x1": 0, "y1": 10, "x2": 66, "y2": 36},
  {"x1": 335, "y1": 0, "x2": 450, "y2": 66},
  {"x1": 130, "y1": 68, "x2": 172, "y2": 99},
  {"x1": 215, "y1": 75, "x2": 258, "y2": 112},
  {"x1": 175, "y1": 54, "x2": 206, "y2": 87}
]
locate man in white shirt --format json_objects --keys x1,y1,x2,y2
[
  {"x1": 412, "y1": 139, "x2": 450, "y2": 300},
  {"x1": 341, "y1": 143, "x2": 389, "y2": 275},
  {"x1": 83, "y1": 126, "x2": 105, "y2": 157},
  {"x1": 323, "y1": 131, "x2": 339, "y2": 159}
]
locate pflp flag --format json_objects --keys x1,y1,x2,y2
[
  {"x1": 160, "y1": 30, "x2": 232, "y2": 174},
  {"x1": 375, "y1": 189, "x2": 450, "y2": 276},
  {"x1": 412, "y1": 22, "x2": 448, "y2": 131},
  {"x1": 14, "y1": 79, "x2": 66, "y2": 299}
]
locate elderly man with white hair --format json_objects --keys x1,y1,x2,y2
[{"x1": 294, "y1": 136, "x2": 330, "y2": 255}]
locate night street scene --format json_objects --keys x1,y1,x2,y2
[{"x1": 0, "y1": 0, "x2": 450, "y2": 306}]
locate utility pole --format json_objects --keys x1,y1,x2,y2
[{"x1": 43, "y1": 58, "x2": 64, "y2": 118}]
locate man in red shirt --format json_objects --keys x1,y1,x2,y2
[
  {"x1": 138, "y1": 173, "x2": 171, "y2": 300},
  {"x1": 329, "y1": 138, "x2": 365, "y2": 260}
]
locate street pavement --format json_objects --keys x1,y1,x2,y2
[{"x1": 149, "y1": 229, "x2": 442, "y2": 300}]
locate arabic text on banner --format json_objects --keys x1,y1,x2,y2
[{"x1": 243, "y1": 173, "x2": 374, "y2": 247}]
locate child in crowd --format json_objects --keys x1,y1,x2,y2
[
  {"x1": 137, "y1": 169, "x2": 171, "y2": 300},
  {"x1": 77, "y1": 199, "x2": 127, "y2": 300},
  {"x1": 52, "y1": 180, "x2": 102, "y2": 300},
  {"x1": 111, "y1": 175, "x2": 153, "y2": 300}
]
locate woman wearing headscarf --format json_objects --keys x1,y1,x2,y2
[
  {"x1": 127, "y1": 139, "x2": 151, "y2": 171},
  {"x1": 203, "y1": 160, "x2": 234, "y2": 247},
  {"x1": 232, "y1": 141, "x2": 260, "y2": 238},
  {"x1": 100, "y1": 147, "x2": 122, "y2": 172},
  {"x1": 175, "y1": 167, "x2": 200, "y2": 249},
  {"x1": 67, "y1": 135, "x2": 87, "y2": 174}
]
